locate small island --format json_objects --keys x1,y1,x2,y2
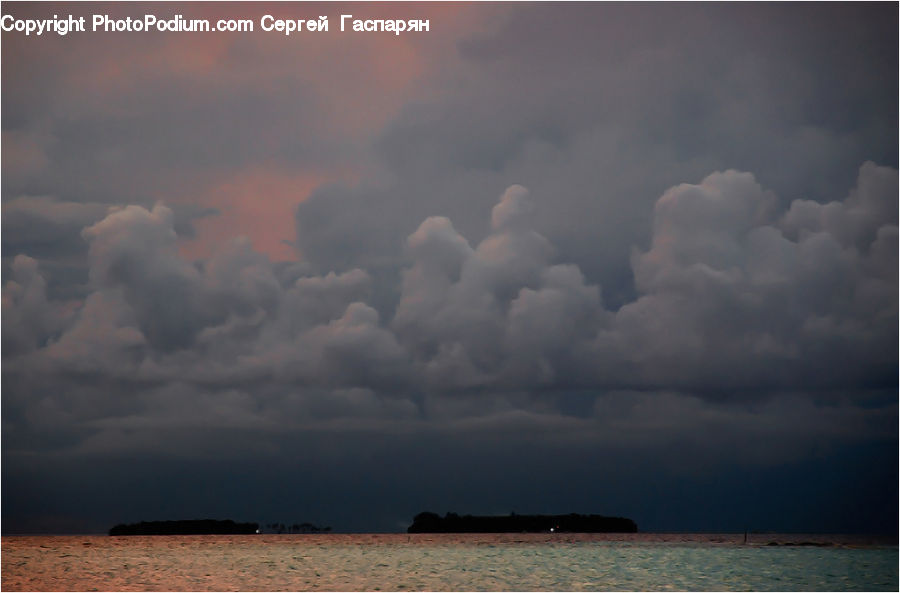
[
  {"x1": 109, "y1": 519, "x2": 259, "y2": 536},
  {"x1": 407, "y1": 512, "x2": 638, "y2": 533}
]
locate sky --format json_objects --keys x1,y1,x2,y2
[{"x1": 2, "y1": 2, "x2": 897, "y2": 535}]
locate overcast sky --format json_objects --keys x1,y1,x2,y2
[{"x1": 2, "y1": 2, "x2": 897, "y2": 534}]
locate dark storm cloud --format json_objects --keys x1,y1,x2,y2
[
  {"x1": 5, "y1": 166, "x2": 898, "y2": 533},
  {"x1": 2, "y1": 2, "x2": 897, "y2": 534},
  {"x1": 1, "y1": 195, "x2": 216, "y2": 309},
  {"x1": 5, "y1": 164, "x2": 896, "y2": 452},
  {"x1": 1, "y1": 197, "x2": 107, "y2": 258},
  {"x1": 613, "y1": 164, "x2": 897, "y2": 394},
  {"x1": 2, "y1": 17, "x2": 325, "y2": 206},
  {"x1": 2, "y1": 255, "x2": 71, "y2": 356},
  {"x1": 297, "y1": 3, "x2": 896, "y2": 308}
]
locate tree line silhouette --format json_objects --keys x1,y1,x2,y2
[
  {"x1": 407, "y1": 512, "x2": 638, "y2": 533},
  {"x1": 108, "y1": 519, "x2": 333, "y2": 536},
  {"x1": 263, "y1": 522, "x2": 332, "y2": 534},
  {"x1": 109, "y1": 519, "x2": 258, "y2": 536}
]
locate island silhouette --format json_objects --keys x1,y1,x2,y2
[
  {"x1": 109, "y1": 519, "x2": 259, "y2": 536},
  {"x1": 108, "y1": 513, "x2": 638, "y2": 535},
  {"x1": 407, "y1": 512, "x2": 638, "y2": 533}
]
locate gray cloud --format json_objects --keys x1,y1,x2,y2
[
  {"x1": 2, "y1": 255, "x2": 71, "y2": 355},
  {"x1": 5, "y1": 166, "x2": 895, "y2": 462},
  {"x1": 614, "y1": 163, "x2": 897, "y2": 394}
]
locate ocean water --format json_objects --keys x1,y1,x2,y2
[{"x1": 2, "y1": 533, "x2": 896, "y2": 591}]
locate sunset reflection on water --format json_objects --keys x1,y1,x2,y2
[{"x1": 3, "y1": 533, "x2": 896, "y2": 591}]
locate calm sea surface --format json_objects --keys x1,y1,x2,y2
[{"x1": 2, "y1": 533, "x2": 896, "y2": 591}]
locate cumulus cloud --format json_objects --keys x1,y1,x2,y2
[
  {"x1": 276, "y1": 268, "x2": 372, "y2": 336},
  {"x1": 41, "y1": 290, "x2": 145, "y2": 376},
  {"x1": 781, "y1": 161, "x2": 898, "y2": 252},
  {"x1": 81, "y1": 204, "x2": 221, "y2": 351},
  {"x1": 5, "y1": 167, "x2": 896, "y2": 434},
  {"x1": 388, "y1": 168, "x2": 895, "y2": 400},
  {"x1": 393, "y1": 185, "x2": 565, "y2": 390},
  {"x1": 2, "y1": 255, "x2": 70, "y2": 355},
  {"x1": 2, "y1": 196, "x2": 108, "y2": 259},
  {"x1": 3, "y1": 165, "x2": 897, "y2": 537},
  {"x1": 611, "y1": 162, "x2": 897, "y2": 393},
  {"x1": 490, "y1": 184, "x2": 533, "y2": 232},
  {"x1": 0, "y1": 172, "x2": 895, "y2": 533}
]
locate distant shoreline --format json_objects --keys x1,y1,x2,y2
[
  {"x1": 407, "y1": 512, "x2": 638, "y2": 533},
  {"x1": 108, "y1": 519, "x2": 258, "y2": 536},
  {"x1": 2, "y1": 532, "x2": 896, "y2": 547}
]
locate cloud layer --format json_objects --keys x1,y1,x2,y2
[
  {"x1": 2, "y1": 3, "x2": 896, "y2": 533},
  {"x1": 5, "y1": 163, "x2": 896, "y2": 461}
]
